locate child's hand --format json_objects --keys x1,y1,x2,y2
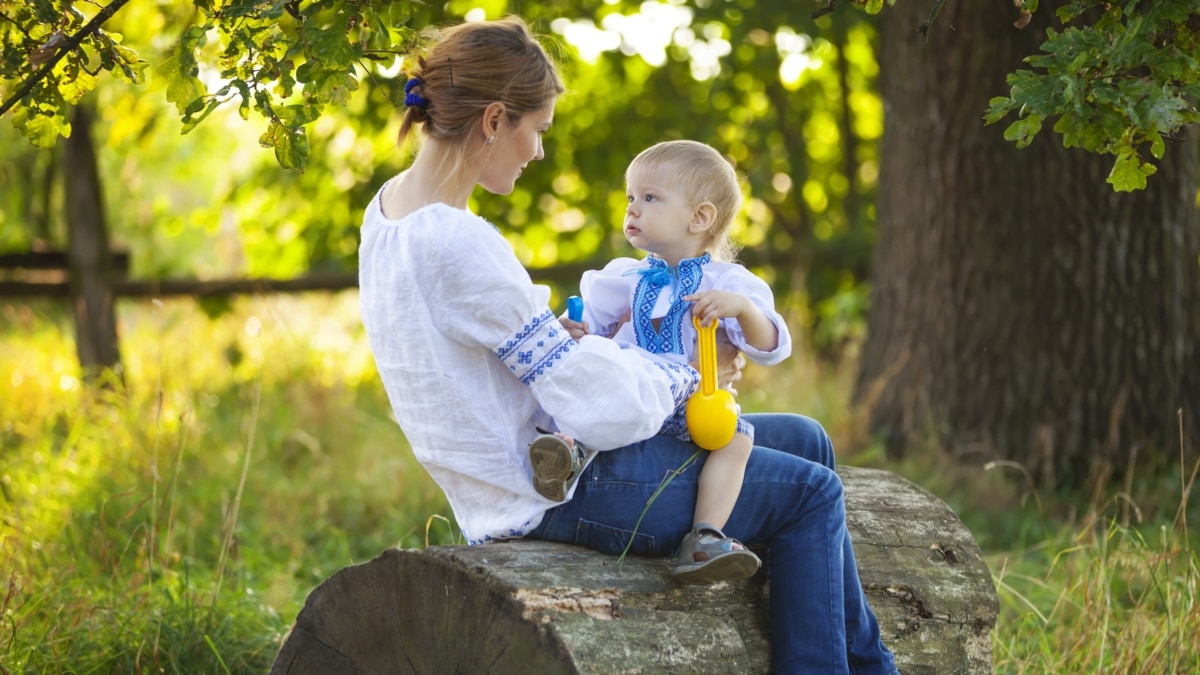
[
  {"x1": 558, "y1": 316, "x2": 589, "y2": 341},
  {"x1": 683, "y1": 290, "x2": 753, "y2": 327}
]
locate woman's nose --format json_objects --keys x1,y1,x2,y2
[{"x1": 534, "y1": 138, "x2": 544, "y2": 161}]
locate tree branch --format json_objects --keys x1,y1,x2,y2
[
  {"x1": 0, "y1": 0, "x2": 132, "y2": 117},
  {"x1": 918, "y1": 0, "x2": 948, "y2": 41}
]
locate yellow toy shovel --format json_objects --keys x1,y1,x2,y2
[{"x1": 685, "y1": 316, "x2": 738, "y2": 450}]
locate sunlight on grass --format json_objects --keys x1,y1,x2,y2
[
  {"x1": 1, "y1": 295, "x2": 452, "y2": 671},
  {"x1": 2, "y1": 294, "x2": 1197, "y2": 671}
]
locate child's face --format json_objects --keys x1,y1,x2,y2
[{"x1": 624, "y1": 163, "x2": 706, "y2": 265}]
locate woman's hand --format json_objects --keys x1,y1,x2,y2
[
  {"x1": 690, "y1": 330, "x2": 744, "y2": 396},
  {"x1": 715, "y1": 335, "x2": 745, "y2": 395}
]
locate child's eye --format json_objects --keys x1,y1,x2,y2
[
  {"x1": 626, "y1": 194, "x2": 634, "y2": 203},
  {"x1": 645, "y1": 194, "x2": 657, "y2": 202}
]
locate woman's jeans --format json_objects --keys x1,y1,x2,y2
[{"x1": 527, "y1": 413, "x2": 897, "y2": 674}]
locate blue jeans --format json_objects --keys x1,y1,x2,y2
[{"x1": 527, "y1": 413, "x2": 897, "y2": 674}]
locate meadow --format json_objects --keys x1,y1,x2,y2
[{"x1": 1, "y1": 295, "x2": 1196, "y2": 673}]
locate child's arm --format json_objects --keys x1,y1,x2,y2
[{"x1": 684, "y1": 290, "x2": 779, "y2": 353}]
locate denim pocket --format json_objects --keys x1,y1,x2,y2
[{"x1": 575, "y1": 518, "x2": 659, "y2": 556}]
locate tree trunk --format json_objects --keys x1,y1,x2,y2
[
  {"x1": 270, "y1": 467, "x2": 998, "y2": 674},
  {"x1": 860, "y1": 0, "x2": 1200, "y2": 488},
  {"x1": 65, "y1": 103, "x2": 121, "y2": 378}
]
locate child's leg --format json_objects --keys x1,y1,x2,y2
[
  {"x1": 692, "y1": 432, "x2": 752, "y2": 530},
  {"x1": 673, "y1": 432, "x2": 759, "y2": 584}
]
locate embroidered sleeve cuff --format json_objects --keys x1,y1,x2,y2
[
  {"x1": 650, "y1": 359, "x2": 699, "y2": 410},
  {"x1": 496, "y1": 309, "x2": 576, "y2": 385}
]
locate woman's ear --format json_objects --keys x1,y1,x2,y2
[
  {"x1": 688, "y1": 202, "x2": 718, "y2": 234},
  {"x1": 480, "y1": 102, "x2": 506, "y2": 141}
]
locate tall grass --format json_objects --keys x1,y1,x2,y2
[
  {"x1": 1, "y1": 296, "x2": 451, "y2": 672},
  {"x1": 1, "y1": 295, "x2": 1197, "y2": 672}
]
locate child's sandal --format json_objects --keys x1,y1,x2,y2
[
  {"x1": 672, "y1": 523, "x2": 761, "y2": 584},
  {"x1": 529, "y1": 432, "x2": 588, "y2": 502}
]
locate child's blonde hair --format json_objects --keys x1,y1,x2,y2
[{"x1": 626, "y1": 140, "x2": 742, "y2": 262}]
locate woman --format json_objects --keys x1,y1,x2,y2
[{"x1": 358, "y1": 16, "x2": 896, "y2": 674}]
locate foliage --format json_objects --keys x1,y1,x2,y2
[
  {"x1": 4, "y1": 0, "x2": 1195, "y2": 191},
  {"x1": 0, "y1": 0, "x2": 146, "y2": 144},
  {"x1": 0, "y1": 0, "x2": 424, "y2": 172},
  {"x1": 985, "y1": 0, "x2": 1200, "y2": 191},
  {"x1": 1, "y1": 0, "x2": 887, "y2": 348}
]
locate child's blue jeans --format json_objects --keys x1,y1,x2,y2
[{"x1": 526, "y1": 412, "x2": 897, "y2": 674}]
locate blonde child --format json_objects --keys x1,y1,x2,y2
[{"x1": 531, "y1": 140, "x2": 792, "y2": 583}]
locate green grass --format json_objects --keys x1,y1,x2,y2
[
  {"x1": 2, "y1": 295, "x2": 1197, "y2": 672},
  {"x1": 1, "y1": 296, "x2": 453, "y2": 673}
]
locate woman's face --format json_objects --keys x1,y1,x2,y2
[{"x1": 478, "y1": 99, "x2": 556, "y2": 195}]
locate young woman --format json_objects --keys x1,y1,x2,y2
[{"x1": 357, "y1": 16, "x2": 897, "y2": 673}]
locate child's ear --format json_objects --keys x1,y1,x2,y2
[{"x1": 688, "y1": 202, "x2": 718, "y2": 234}]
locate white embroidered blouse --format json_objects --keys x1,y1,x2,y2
[
  {"x1": 359, "y1": 194, "x2": 698, "y2": 544},
  {"x1": 578, "y1": 255, "x2": 793, "y2": 441},
  {"x1": 579, "y1": 255, "x2": 792, "y2": 367}
]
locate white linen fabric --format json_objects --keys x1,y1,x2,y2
[{"x1": 359, "y1": 193, "x2": 698, "y2": 544}]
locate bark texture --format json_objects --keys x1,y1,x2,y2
[
  {"x1": 270, "y1": 467, "x2": 997, "y2": 674},
  {"x1": 861, "y1": 0, "x2": 1200, "y2": 486}
]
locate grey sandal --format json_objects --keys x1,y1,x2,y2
[
  {"x1": 672, "y1": 523, "x2": 762, "y2": 584},
  {"x1": 529, "y1": 432, "x2": 589, "y2": 502}
]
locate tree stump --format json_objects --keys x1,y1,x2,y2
[{"x1": 270, "y1": 467, "x2": 997, "y2": 674}]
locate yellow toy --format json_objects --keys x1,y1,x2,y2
[{"x1": 685, "y1": 316, "x2": 738, "y2": 450}]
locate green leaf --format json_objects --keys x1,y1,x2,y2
[
  {"x1": 1147, "y1": 128, "x2": 1165, "y2": 159},
  {"x1": 157, "y1": 54, "x2": 208, "y2": 114},
  {"x1": 111, "y1": 44, "x2": 148, "y2": 85},
  {"x1": 17, "y1": 108, "x2": 69, "y2": 147},
  {"x1": 984, "y1": 96, "x2": 1017, "y2": 125},
  {"x1": 275, "y1": 103, "x2": 322, "y2": 127},
  {"x1": 59, "y1": 69, "x2": 98, "y2": 104},
  {"x1": 1003, "y1": 114, "x2": 1044, "y2": 148},
  {"x1": 314, "y1": 70, "x2": 357, "y2": 106},
  {"x1": 1107, "y1": 150, "x2": 1154, "y2": 191},
  {"x1": 181, "y1": 97, "x2": 223, "y2": 134},
  {"x1": 310, "y1": 30, "x2": 357, "y2": 68},
  {"x1": 274, "y1": 126, "x2": 310, "y2": 172}
]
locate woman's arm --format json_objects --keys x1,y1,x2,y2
[{"x1": 415, "y1": 216, "x2": 697, "y2": 449}]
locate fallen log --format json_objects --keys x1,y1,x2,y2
[{"x1": 271, "y1": 467, "x2": 998, "y2": 674}]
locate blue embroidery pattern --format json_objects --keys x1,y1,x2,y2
[
  {"x1": 652, "y1": 360, "x2": 698, "y2": 407},
  {"x1": 630, "y1": 254, "x2": 710, "y2": 356},
  {"x1": 496, "y1": 309, "x2": 575, "y2": 386},
  {"x1": 470, "y1": 519, "x2": 535, "y2": 546}
]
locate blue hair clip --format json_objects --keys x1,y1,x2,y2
[{"x1": 404, "y1": 77, "x2": 429, "y2": 109}]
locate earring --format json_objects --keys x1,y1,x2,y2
[{"x1": 486, "y1": 135, "x2": 495, "y2": 144}]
